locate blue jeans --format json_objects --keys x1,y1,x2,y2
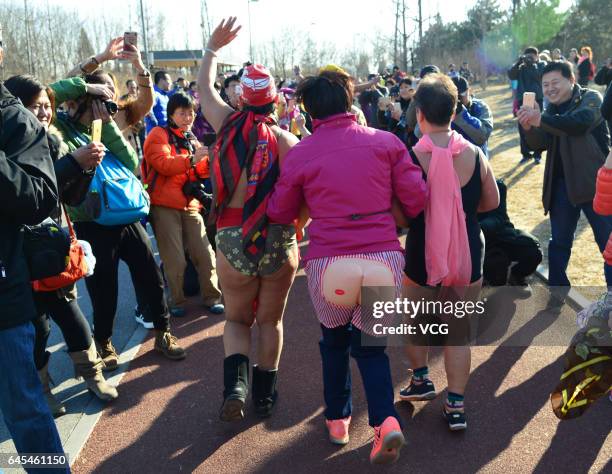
[
  {"x1": 0, "y1": 322, "x2": 68, "y2": 474},
  {"x1": 319, "y1": 324, "x2": 400, "y2": 427},
  {"x1": 548, "y1": 179, "x2": 612, "y2": 287}
]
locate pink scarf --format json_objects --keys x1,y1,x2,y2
[{"x1": 413, "y1": 131, "x2": 472, "y2": 287}]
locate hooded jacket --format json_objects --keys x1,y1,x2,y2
[{"x1": 0, "y1": 84, "x2": 58, "y2": 330}]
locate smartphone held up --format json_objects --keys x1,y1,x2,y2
[
  {"x1": 522, "y1": 92, "x2": 536, "y2": 109},
  {"x1": 123, "y1": 32, "x2": 137, "y2": 52}
]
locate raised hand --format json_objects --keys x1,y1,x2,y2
[
  {"x1": 207, "y1": 17, "x2": 242, "y2": 51},
  {"x1": 99, "y1": 37, "x2": 124, "y2": 62},
  {"x1": 119, "y1": 45, "x2": 146, "y2": 73},
  {"x1": 295, "y1": 113, "x2": 306, "y2": 129}
]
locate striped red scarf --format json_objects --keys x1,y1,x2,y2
[{"x1": 211, "y1": 111, "x2": 279, "y2": 264}]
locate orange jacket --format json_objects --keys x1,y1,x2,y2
[
  {"x1": 142, "y1": 126, "x2": 209, "y2": 211},
  {"x1": 594, "y1": 167, "x2": 612, "y2": 264}
]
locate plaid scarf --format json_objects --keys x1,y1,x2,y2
[{"x1": 211, "y1": 111, "x2": 279, "y2": 264}]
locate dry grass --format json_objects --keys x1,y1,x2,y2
[{"x1": 475, "y1": 82, "x2": 606, "y2": 289}]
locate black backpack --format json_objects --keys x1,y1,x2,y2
[{"x1": 22, "y1": 217, "x2": 71, "y2": 281}]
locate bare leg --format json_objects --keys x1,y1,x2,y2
[
  {"x1": 255, "y1": 245, "x2": 299, "y2": 370},
  {"x1": 443, "y1": 279, "x2": 482, "y2": 395},
  {"x1": 402, "y1": 276, "x2": 431, "y2": 369},
  {"x1": 216, "y1": 251, "x2": 259, "y2": 356},
  {"x1": 444, "y1": 346, "x2": 471, "y2": 394},
  {"x1": 405, "y1": 345, "x2": 429, "y2": 369}
]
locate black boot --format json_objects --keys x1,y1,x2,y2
[
  {"x1": 220, "y1": 354, "x2": 249, "y2": 421},
  {"x1": 252, "y1": 365, "x2": 278, "y2": 418}
]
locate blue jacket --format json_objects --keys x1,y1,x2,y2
[
  {"x1": 145, "y1": 85, "x2": 170, "y2": 134},
  {"x1": 451, "y1": 97, "x2": 494, "y2": 157}
]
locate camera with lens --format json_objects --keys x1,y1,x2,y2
[
  {"x1": 83, "y1": 94, "x2": 118, "y2": 116},
  {"x1": 182, "y1": 180, "x2": 213, "y2": 209},
  {"x1": 103, "y1": 100, "x2": 118, "y2": 116}
]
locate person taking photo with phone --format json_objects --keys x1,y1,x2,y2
[
  {"x1": 68, "y1": 37, "x2": 154, "y2": 168},
  {"x1": 517, "y1": 61, "x2": 611, "y2": 301}
]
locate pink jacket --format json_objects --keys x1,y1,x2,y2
[{"x1": 267, "y1": 113, "x2": 426, "y2": 260}]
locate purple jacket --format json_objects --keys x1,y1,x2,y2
[{"x1": 267, "y1": 113, "x2": 426, "y2": 260}]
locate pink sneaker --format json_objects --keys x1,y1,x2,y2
[
  {"x1": 325, "y1": 416, "x2": 351, "y2": 445},
  {"x1": 370, "y1": 416, "x2": 405, "y2": 465}
]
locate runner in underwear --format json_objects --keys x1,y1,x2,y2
[{"x1": 198, "y1": 17, "x2": 302, "y2": 421}]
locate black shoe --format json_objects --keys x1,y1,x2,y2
[
  {"x1": 399, "y1": 379, "x2": 436, "y2": 401},
  {"x1": 546, "y1": 290, "x2": 568, "y2": 310},
  {"x1": 169, "y1": 307, "x2": 186, "y2": 318},
  {"x1": 507, "y1": 273, "x2": 532, "y2": 296},
  {"x1": 252, "y1": 365, "x2": 278, "y2": 418},
  {"x1": 220, "y1": 354, "x2": 249, "y2": 421},
  {"x1": 533, "y1": 155, "x2": 541, "y2": 164},
  {"x1": 519, "y1": 155, "x2": 532, "y2": 164},
  {"x1": 443, "y1": 407, "x2": 467, "y2": 431}
]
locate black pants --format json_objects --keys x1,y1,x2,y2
[
  {"x1": 32, "y1": 291, "x2": 91, "y2": 370},
  {"x1": 74, "y1": 221, "x2": 170, "y2": 342},
  {"x1": 506, "y1": 241, "x2": 543, "y2": 278},
  {"x1": 485, "y1": 239, "x2": 542, "y2": 285}
]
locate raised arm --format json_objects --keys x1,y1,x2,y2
[
  {"x1": 67, "y1": 37, "x2": 124, "y2": 78},
  {"x1": 118, "y1": 45, "x2": 154, "y2": 126},
  {"x1": 198, "y1": 17, "x2": 241, "y2": 133},
  {"x1": 353, "y1": 75, "x2": 384, "y2": 94}
]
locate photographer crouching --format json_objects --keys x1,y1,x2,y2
[{"x1": 143, "y1": 91, "x2": 223, "y2": 318}]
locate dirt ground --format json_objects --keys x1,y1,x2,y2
[{"x1": 477, "y1": 81, "x2": 607, "y2": 291}]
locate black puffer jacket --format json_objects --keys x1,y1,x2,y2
[
  {"x1": 478, "y1": 180, "x2": 541, "y2": 247},
  {"x1": 0, "y1": 84, "x2": 58, "y2": 330},
  {"x1": 594, "y1": 66, "x2": 612, "y2": 88}
]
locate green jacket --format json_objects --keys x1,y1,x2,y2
[{"x1": 49, "y1": 78, "x2": 138, "y2": 222}]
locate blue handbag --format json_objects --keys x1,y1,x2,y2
[
  {"x1": 88, "y1": 151, "x2": 150, "y2": 225},
  {"x1": 68, "y1": 119, "x2": 150, "y2": 225}
]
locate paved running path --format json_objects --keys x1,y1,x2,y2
[{"x1": 73, "y1": 272, "x2": 611, "y2": 473}]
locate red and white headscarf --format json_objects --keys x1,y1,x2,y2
[{"x1": 240, "y1": 64, "x2": 277, "y2": 107}]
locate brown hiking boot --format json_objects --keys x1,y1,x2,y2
[
  {"x1": 69, "y1": 342, "x2": 119, "y2": 401},
  {"x1": 38, "y1": 360, "x2": 66, "y2": 418},
  {"x1": 95, "y1": 338, "x2": 119, "y2": 372},
  {"x1": 154, "y1": 330, "x2": 186, "y2": 360}
]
